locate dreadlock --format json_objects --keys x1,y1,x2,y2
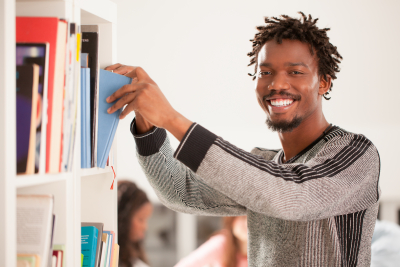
[{"x1": 247, "y1": 12, "x2": 342, "y2": 100}]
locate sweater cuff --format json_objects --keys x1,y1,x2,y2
[
  {"x1": 173, "y1": 123, "x2": 217, "y2": 172},
  {"x1": 130, "y1": 118, "x2": 167, "y2": 156}
]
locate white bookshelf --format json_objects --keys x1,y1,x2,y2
[{"x1": 0, "y1": 0, "x2": 119, "y2": 266}]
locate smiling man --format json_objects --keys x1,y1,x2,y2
[{"x1": 106, "y1": 12, "x2": 380, "y2": 266}]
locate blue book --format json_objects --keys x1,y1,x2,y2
[
  {"x1": 97, "y1": 69, "x2": 132, "y2": 168},
  {"x1": 80, "y1": 68, "x2": 85, "y2": 168},
  {"x1": 103, "y1": 230, "x2": 114, "y2": 267},
  {"x1": 81, "y1": 226, "x2": 98, "y2": 267},
  {"x1": 81, "y1": 68, "x2": 91, "y2": 168}
]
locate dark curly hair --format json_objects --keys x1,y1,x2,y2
[
  {"x1": 118, "y1": 180, "x2": 150, "y2": 267},
  {"x1": 248, "y1": 12, "x2": 342, "y2": 100}
]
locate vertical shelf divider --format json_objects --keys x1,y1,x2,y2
[{"x1": 0, "y1": 0, "x2": 16, "y2": 266}]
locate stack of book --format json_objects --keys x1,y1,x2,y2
[
  {"x1": 16, "y1": 17, "x2": 132, "y2": 173},
  {"x1": 81, "y1": 223, "x2": 119, "y2": 267},
  {"x1": 80, "y1": 25, "x2": 132, "y2": 168},
  {"x1": 16, "y1": 17, "x2": 80, "y2": 174},
  {"x1": 16, "y1": 194, "x2": 58, "y2": 267}
]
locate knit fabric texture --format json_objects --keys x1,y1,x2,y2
[{"x1": 131, "y1": 119, "x2": 380, "y2": 267}]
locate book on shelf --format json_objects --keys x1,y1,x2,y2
[
  {"x1": 81, "y1": 25, "x2": 100, "y2": 168},
  {"x1": 81, "y1": 226, "x2": 98, "y2": 267},
  {"x1": 47, "y1": 215, "x2": 56, "y2": 267},
  {"x1": 52, "y1": 249, "x2": 63, "y2": 267},
  {"x1": 16, "y1": 43, "x2": 49, "y2": 174},
  {"x1": 81, "y1": 222, "x2": 104, "y2": 267},
  {"x1": 16, "y1": 64, "x2": 39, "y2": 175},
  {"x1": 102, "y1": 230, "x2": 115, "y2": 267},
  {"x1": 81, "y1": 66, "x2": 91, "y2": 169},
  {"x1": 97, "y1": 69, "x2": 132, "y2": 168},
  {"x1": 62, "y1": 23, "x2": 80, "y2": 172},
  {"x1": 17, "y1": 254, "x2": 40, "y2": 267},
  {"x1": 98, "y1": 233, "x2": 107, "y2": 267},
  {"x1": 16, "y1": 17, "x2": 68, "y2": 174},
  {"x1": 111, "y1": 244, "x2": 119, "y2": 267},
  {"x1": 53, "y1": 244, "x2": 66, "y2": 267},
  {"x1": 79, "y1": 223, "x2": 120, "y2": 267},
  {"x1": 17, "y1": 195, "x2": 54, "y2": 267},
  {"x1": 17, "y1": 260, "x2": 29, "y2": 267},
  {"x1": 16, "y1": 17, "x2": 82, "y2": 173}
]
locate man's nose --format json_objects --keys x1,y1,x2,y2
[{"x1": 268, "y1": 73, "x2": 290, "y2": 90}]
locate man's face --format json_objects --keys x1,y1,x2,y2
[{"x1": 255, "y1": 39, "x2": 326, "y2": 132}]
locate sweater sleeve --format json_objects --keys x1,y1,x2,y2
[
  {"x1": 174, "y1": 123, "x2": 381, "y2": 221},
  {"x1": 131, "y1": 119, "x2": 246, "y2": 216}
]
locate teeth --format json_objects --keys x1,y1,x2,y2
[{"x1": 270, "y1": 99, "x2": 294, "y2": 107}]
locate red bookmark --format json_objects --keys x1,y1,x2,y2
[{"x1": 110, "y1": 166, "x2": 116, "y2": 190}]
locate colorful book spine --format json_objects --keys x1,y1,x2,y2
[{"x1": 81, "y1": 226, "x2": 98, "y2": 267}]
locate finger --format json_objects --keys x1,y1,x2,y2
[
  {"x1": 106, "y1": 83, "x2": 142, "y2": 103},
  {"x1": 107, "y1": 92, "x2": 137, "y2": 114},
  {"x1": 113, "y1": 65, "x2": 137, "y2": 75},
  {"x1": 119, "y1": 101, "x2": 137, "y2": 119},
  {"x1": 135, "y1": 67, "x2": 154, "y2": 83},
  {"x1": 104, "y1": 63, "x2": 123, "y2": 71},
  {"x1": 131, "y1": 77, "x2": 138, "y2": 84}
]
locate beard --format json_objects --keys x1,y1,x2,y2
[{"x1": 265, "y1": 115, "x2": 302, "y2": 133}]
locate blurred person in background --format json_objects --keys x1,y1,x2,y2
[
  {"x1": 118, "y1": 180, "x2": 153, "y2": 267},
  {"x1": 175, "y1": 216, "x2": 248, "y2": 267}
]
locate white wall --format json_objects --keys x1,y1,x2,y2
[{"x1": 113, "y1": 0, "x2": 400, "y2": 204}]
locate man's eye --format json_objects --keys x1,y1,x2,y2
[
  {"x1": 259, "y1": 71, "x2": 271, "y2": 76},
  {"x1": 291, "y1": 71, "x2": 302, "y2": 75}
]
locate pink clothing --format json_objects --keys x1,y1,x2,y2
[{"x1": 174, "y1": 234, "x2": 247, "y2": 267}]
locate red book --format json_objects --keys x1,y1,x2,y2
[
  {"x1": 52, "y1": 250, "x2": 63, "y2": 267},
  {"x1": 16, "y1": 17, "x2": 67, "y2": 173}
]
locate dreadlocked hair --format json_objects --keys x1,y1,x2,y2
[{"x1": 247, "y1": 12, "x2": 342, "y2": 100}]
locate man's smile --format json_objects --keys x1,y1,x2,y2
[
  {"x1": 263, "y1": 93, "x2": 300, "y2": 114},
  {"x1": 265, "y1": 98, "x2": 297, "y2": 113},
  {"x1": 270, "y1": 98, "x2": 294, "y2": 107}
]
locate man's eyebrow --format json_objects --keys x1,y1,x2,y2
[
  {"x1": 285, "y1": 62, "x2": 309, "y2": 68},
  {"x1": 258, "y1": 62, "x2": 309, "y2": 68},
  {"x1": 258, "y1": 62, "x2": 273, "y2": 67}
]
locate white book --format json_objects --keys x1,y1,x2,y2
[
  {"x1": 17, "y1": 195, "x2": 54, "y2": 267},
  {"x1": 39, "y1": 43, "x2": 49, "y2": 175},
  {"x1": 100, "y1": 233, "x2": 109, "y2": 267},
  {"x1": 98, "y1": 233, "x2": 107, "y2": 267}
]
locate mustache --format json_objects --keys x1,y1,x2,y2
[{"x1": 263, "y1": 90, "x2": 301, "y2": 101}]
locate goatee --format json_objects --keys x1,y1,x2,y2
[{"x1": 266, "y1": 116, "x2": 302, "y2": 133}]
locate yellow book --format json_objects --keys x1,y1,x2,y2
[{"x1": 111, "y1": 244, "x2": 119, "y2": 267}]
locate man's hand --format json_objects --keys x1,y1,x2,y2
[{"x1": 104, "y1": 64, "x2": 192, "y2": 141}]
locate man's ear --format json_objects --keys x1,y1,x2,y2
[{"x1": 318, "y1": 74, "x2": 332, "y2": 95}]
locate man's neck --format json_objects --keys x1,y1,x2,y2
[{"x1": 278, "y1": 113, "x2": 330, "y2": 163}]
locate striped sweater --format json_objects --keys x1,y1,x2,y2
[{"x1": 131, "y1": 120, "x2": 380, "y2": 267}]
